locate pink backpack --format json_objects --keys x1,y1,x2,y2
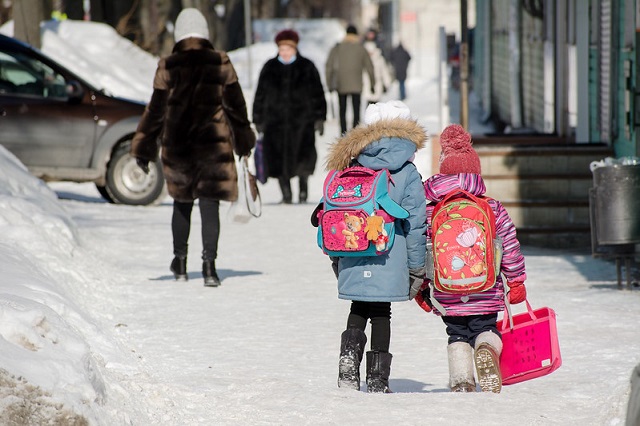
[
  {"x1": 316, "y1": 166, "x2": 408, "y2": 257},
  {"x1": 430, "y1": 189, "x2": 499, "y2": 294}
]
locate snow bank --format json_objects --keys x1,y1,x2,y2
[{"x1": 0, "y1": 147, "x2": 108, "y2": 423}]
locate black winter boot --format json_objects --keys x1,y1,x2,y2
[
  {"x1": 299, "y1": 176, "x2": 308, "y2": 204},
  {"x1": 278, "y1": 177, "x2": 292, "y2": 204},
  {"x1": 170, "y1": 256, "x2": 187, "y2": 281},
  {"x1": 338, "y1": 328, "x2": 367, "y2": 390},
  {"x1": 202, "y1": 260, "x2": 221, "y2": 287},
  {"x1": 366, "y1": 351, "x2": 393, "y2": 393}
]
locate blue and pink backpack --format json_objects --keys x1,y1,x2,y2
[{"x1": 316, "y1": 166, "x2": 408, "y2": 257}]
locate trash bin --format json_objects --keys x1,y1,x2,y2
[
  {"x1": 591, "y1": 164, "x2": 640, "y2": 245},
  {"x1": 589, "y1": 158, "x2": 640, "y2": 289}
]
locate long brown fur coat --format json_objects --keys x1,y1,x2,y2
[{"x1": 132, "y1": 38, "x2": 255, "y2": 202}]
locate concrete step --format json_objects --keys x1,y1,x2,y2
[
  {"x1": 476, "y1": 145, "x2": 610, "y2": 176},
  {"x1": 484, "y1": 176, "x2": 592, "y2": 201},
  {"x1": 480, "y1": 145, "x2": 608, "y2": 248},
  {"x1": 431, "y1": 136, "x2": 613, "y2": 248}
]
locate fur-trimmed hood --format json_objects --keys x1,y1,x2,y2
[{"x1": 326, "y1": 118, "x2": 427, "y2": 171}]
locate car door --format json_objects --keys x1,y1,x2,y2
[{"x1": 0, "y1": 48, "x2": 96, "y2": 168}]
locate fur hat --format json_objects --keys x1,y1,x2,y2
[
  {"x1": 275, "y1": 29, "x2": 299, "y2": 48},
  {"x1": 346, "y1": 25, "x2": 358, "y2": 35},
  {"x1": 364, "y1": 101, "x2": 412, "y2": 125},
  {"x1": 174, "y1": 8, "x2": 209, "y2": 42},
  {"x1": 439, "y1": 124, "x2": 481, "y2": 174}
]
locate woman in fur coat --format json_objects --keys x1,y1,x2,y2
[
  {"x1": 318, "y1": 101, "x2": 427, "y2": 393},
  {"x1": 252, "y1": 29, "x2": 327, "y2": 204},
  {"x1": 131, "y1": 8, "x2": 255, "y2": 287}
]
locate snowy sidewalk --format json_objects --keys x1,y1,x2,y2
[{"x1": 41, "y1": 111, "x2": 640, "y2": 424}]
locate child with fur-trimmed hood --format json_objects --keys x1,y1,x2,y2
[
  {"x1": 313, "y1": 101, "x2": 428, "y2": 393},
  {"x1": 415, "y1": 124, "x2": 527, "y2": 393}
]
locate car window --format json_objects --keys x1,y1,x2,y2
[{"x1": 0, "y1": 51, "x2": 68, "y2": 99}]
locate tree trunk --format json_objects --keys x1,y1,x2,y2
[
  {"x1": 0, "y1": 3, "x2": 12, "y2": 26},
  {"x1": 13, "y1": 0, "x2": 50, "y2": 48}
]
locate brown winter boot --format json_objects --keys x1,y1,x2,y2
[
  {"x1": 338, "y1": 328, "x2": 367, "y2": 390},
  {"x1": 474, "y1": 331, "x2": 503, "y2": 393},
  {"x1": 447, "y1": 342, "x2": 476, "y2": 392}
]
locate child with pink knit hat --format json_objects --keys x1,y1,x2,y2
[{"x1": 416, "y1": 124, "x2": 527, "y2": 393}]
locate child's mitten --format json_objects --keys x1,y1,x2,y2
[
  {"x1": 507, "y1": 281, "x2": 527, "y2": 304},
  {"x1": 414, "y1": 282, "x2": 433, "y2": 313}
]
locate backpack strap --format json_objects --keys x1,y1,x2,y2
[
  {"x1": 429, "y1": 282, "x2": 447, "y2": 315},
  {"x1": 377, "y1": 192, "x2": 409, "y2": 219},
  {"x1": 377, "y1": 169, "x2": 409, "y2": 219}
]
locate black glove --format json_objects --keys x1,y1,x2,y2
[
  {"x1": 255, "y1": 123, "x2": 264, "y2": 134},
  {"x1": 419, "y1": 284, "x2": 434, "y2": 311},
  {"x1": 330, "y1": 257, "x2": 339, "y2": 279},
  {"x1": 409, "y1": 267, "x2": 426, "y2": 300},
  {"x1": 314, "y1": 120, "x2": 324, "y2": 136},
  {"x1": 136, "y1": 157, "x2": 150, "y2": 174}
]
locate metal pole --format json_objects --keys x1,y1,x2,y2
[
  {"x1": 244, "y1": 0, "x2": 252, "y2": 90},
  {"x1": 460, "y1": 0, "x2": 469, "y2": 130},
  {"x1": 636, "y1": 0, "x2": 640, "y2": 156}
]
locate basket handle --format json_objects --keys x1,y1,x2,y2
[{"x1": 502, "y1": 297, "x2": 536, "y2": 331}]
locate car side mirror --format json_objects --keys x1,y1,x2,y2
[{"x1": 66, "y1": 80, "x2": 84, "y2": 103}]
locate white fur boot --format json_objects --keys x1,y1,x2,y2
[
  {"x1": 474, "y1": 331, "x2": 503, "y2": 393},
  {"x1": 447, "y1": 342, "x2": 476, "y2": 392}
]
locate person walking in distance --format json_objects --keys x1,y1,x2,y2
[
  {"x1": 362, "y1": 39, "x2": 393, "y2": 105},
  {"x1": 325, "y1": 24, "x2": 375, "y2": 134},
  {"x1": 131, "y1": 8, "x2": 255, "y2": 287},
  {"x1": 390, "y1": 42, "x2": 411, "y2": 100},
  {"x1": 252, "y1": 29, "x2": 326, "y2": 204}
]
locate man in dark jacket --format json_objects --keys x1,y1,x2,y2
[
  {"x1": 390, "y1": 43, "x2": 411, "y2": 100},
  {"x1": 325, "y1": 25, "x2": 375, "y2": 134},
  {"x1": 132, "y1": 8, "x2": 255, "y2": 287},
  {"x1": 252, "y1": 29, "x2": 327, "y2": 204}
]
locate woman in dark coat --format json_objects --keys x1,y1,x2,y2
[
  {"x1": 131, "y1": 8, "x2": 255, "y2": 286},
  {"x1": 252, "y1": 29, "x2": 327, "y2": 204}
]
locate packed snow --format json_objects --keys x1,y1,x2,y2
[{"x1": 0, "y1": 17, "x2": 639, "y2": 426}]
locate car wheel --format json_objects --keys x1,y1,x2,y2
[
  {"x1": 104, "y1": 141, "x2": 166, "y2": 205},
  {"x1": 95, "y1": 185, "x2": 114, "y2": 203}
]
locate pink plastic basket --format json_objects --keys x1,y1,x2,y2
[{"x1": 497, "y1": 300, "x2": 562, "y2": 385}]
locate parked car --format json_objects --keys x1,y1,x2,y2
[{"x1": 0, "y1": 33, "x2": 165, "y2": 205}]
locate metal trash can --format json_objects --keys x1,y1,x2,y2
[
  {"x1": 591, "y1": 164, "x2": 640, "y2": 245},
  {"x1": 589, "y1": 160, "x2": 640, "y2": 289}
]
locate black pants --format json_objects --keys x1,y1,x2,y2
[
  {"x1": 172, "y1": 198, "x2": 220, "y2": 261},
  {"x1": 441, "y1": 313, "x2": 500, "y2": 346},
  {"x1": 347, "y1": 301, "x2": 391, "y2": 352},
  {"x1": 338, "y1": 93, "x2": 362, "y2": 134}
]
